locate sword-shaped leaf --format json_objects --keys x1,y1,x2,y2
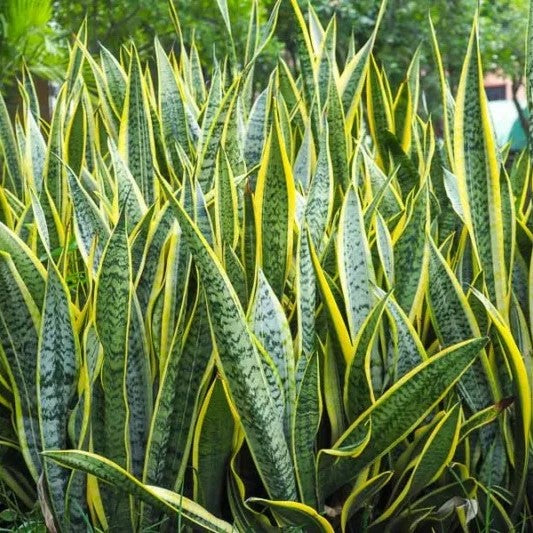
[
  {"x1": 291, "y1": 352, "x2": 321, "y2": 508},
  {"x1": 43, "y1": 450, "x2": 234, "y2": 533},
  {"x1": 196, "y1": 80, "x2": 238, "y2": 192},
  {"x1": 472, "y1": 290, "x2": 531, "y2": 515},
  {"x1": 296, "y1": 228, "x2": 317, "y2": 358},
  {"x1": 94, "y1": 215, "x2": 132, "y2": 528},
  {"x1": 119, "y1": 46, "x2": 157, "y2": 204},
  {"x1": 366, "y1": 56, "x2": 394, "y2": 169},
  {"x1": 0, "y1": 221, "x2": 46, "y2": 307},
  {"x1": 245, "y1": 87, "x2": 270, "y2": 180},
  {"x1": 344, "y1": 296, "x2": 389, "y2": 422},
  {"x1": 326, "y1": 80, "x2": 350, "y2": 191},
  {"x1": 192, "y1": 377, "x2": 235, "y2": 517},
  {"x1": 337, "y1": 186, "x2": 375, "y2": 339},
  {"x1": 379, "y1": 290, "x2": 425, "y2": 380},
  {"x1": 155, "y1": 38, "x2": 191, "y2": 155},
  {"x1": 339, "y1": 0, "x2": 387, "y2": 131},
  {"x1": 427, "y1": 237, "x2": 498, "y2": 412},
  {"x1": 0, "y1": 252, "x2": 41, "y2": 479},
  {"x1": 305, "y1": 128, "x2": 333, "y2": 251},
  {"x1": 144, "y1": 292, "x2": 212, "y2": 493},
  {"x1": 255, "y1": 107, "x2": 295, "y2": 298},
  {"x1": 454, "y1": 19, "x2": 508, "y2": 315},
  {"x1": 126, "y1": 295, "x2": 152, "y2": 480},
  {"x1": 108, "y1": 139, "x2": 147, "y2": 230},
  {"x1": 160, "y1": 179, "x2": 298, "y2": 501},
  {"x1": 0, "y1": 94, "x2": 24, "y2": 196},
  {"x1": 66, "y1": 164, "x2": 110, "y2": 273},
  {"x1": 309, "y1": 232, "x2": 352, "y2": 364},
  {"x1": 393, "y1": 183, "x2": 429, "y2": 315},
  {"x1": 100, "y1": 44, "x2": 126, "y2": 116},
  {"x1": 37, "y1": 264, "x2": 80, "y2": 527},
  {"x1": 214, "y1": 152, "x2": 239, "y2": 252},
  {"x1": 25, "y1": 110, "x2": 46, "y2": 194},
  {"x1": 249, "y1": 270, "x2": 295, "y2": 438}
]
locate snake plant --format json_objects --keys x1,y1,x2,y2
[{"x1": 0, "y1": 0, "x2": 532, "y2": 531}]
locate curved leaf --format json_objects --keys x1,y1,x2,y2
[
  {"x1": 247, "y1": 498, "x2": 334, "y2": 532},
  {"x1": 43, "y1": 450, "x2": 234, "y2": 533},
  {"x1": 319, "y1": 337, "x2": 487, "y2": 499}
]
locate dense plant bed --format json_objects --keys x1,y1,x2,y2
[{"x1": 0, "y1": 1, "x2": 532, "y2": 531}]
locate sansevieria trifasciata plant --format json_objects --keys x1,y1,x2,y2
[{"x1": 0, "y1": 0, "x2": 533, "y2": 531}]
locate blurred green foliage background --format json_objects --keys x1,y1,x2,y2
[{"x1": 0, "y1": 0, "x2": 528, "y2": 108}]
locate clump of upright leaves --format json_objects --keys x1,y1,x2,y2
[{"x1": 0, "y1": 1, "x2": 531, "y2": 532}]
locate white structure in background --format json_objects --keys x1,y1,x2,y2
[{"x1": 484, "y1": 72, "x2": 527, "y2": 151}]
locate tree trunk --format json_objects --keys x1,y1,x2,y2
[
  {"x1": 34, "y1": 77, "x2": 51, "y2": 121},
  {"x1": 4, "y1": 83, "x2": 21, "y2": 120},
  {"x1": 4, "y1": 76, "x2": 50, "y2": 121}
]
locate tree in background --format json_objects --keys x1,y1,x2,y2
[
  {"x1": 272, "y1": 0, "x2": 528, "y2": 132},
  {"x1": 274, "y1": 0, "x2": 527, "y2": 88},
  {"x1": 0, "y1": 0, "x2": 65, "y2": 96},
  {"x1": 53, "y1": 0, "x2": 172, "y2": 57},
  {"x1": 480, "y1": 0, "x2": 529, "y2": 131},
  {"x1": 53, "y1": 0, "x2": 282, "y2": 78},
  {"x1": 271, "y1": 0, "x2": 473, "y2": 87},
  {"x1": 2, "y1": 0, "x2": 530, "y2": 123}
]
